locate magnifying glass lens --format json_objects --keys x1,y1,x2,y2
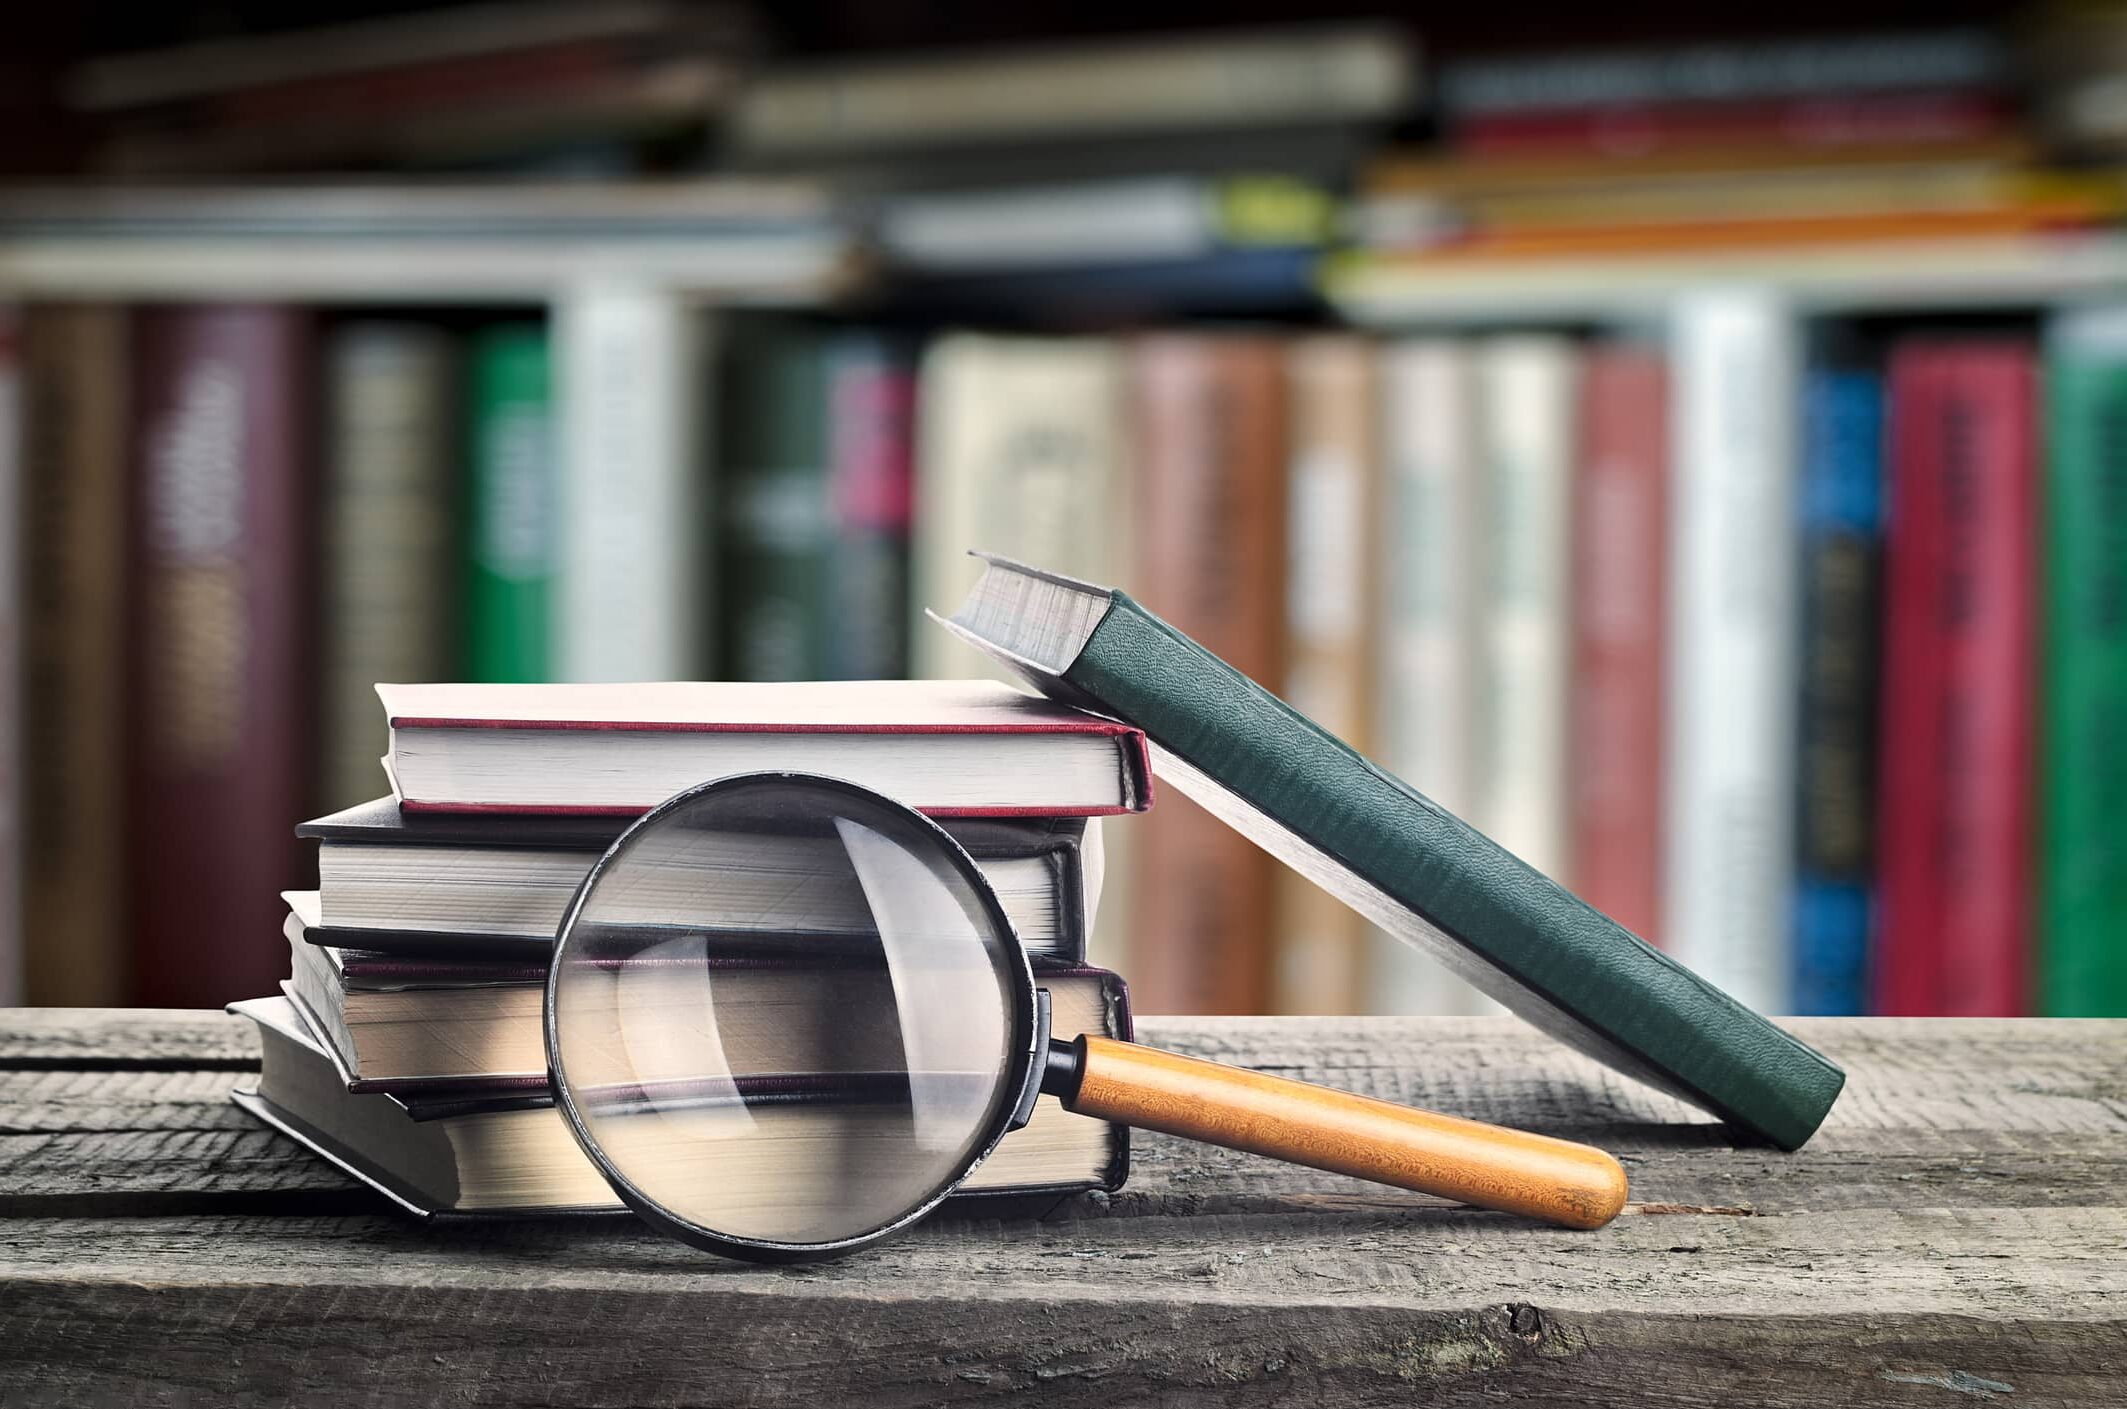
[{"x1": 546, "y1": 775, "x2": 1030, "y2": 1254}]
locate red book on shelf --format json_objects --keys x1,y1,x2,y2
[
  {"x1": 1567, "y1": 341, "x2": 1668, "y2": 944},
  {"x1": 127, "y1": 306, "x2": 315, "y2": 1008},
  {"x1": 1875, "y1": 338, "x2": 2036, "y2": 1017},
  {"x1": 1454, "y1": 90, "x2": 2011, "y2": 160}
]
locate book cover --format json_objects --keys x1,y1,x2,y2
[
  {"x1": 1473, "y1": 336, "x2": 1576, "y2": 889},
  {"x1": 20, "y1": 306, "x2": 131, "y2": 1006},
  {"x1": 378, "y1": 678, "x2": 1153, "y2": 818},
  {"x1": 1792, "y1": 361, "x2": 1886, "y2": 1017},
  {"x1": 554, "y1": 282, "x2": 704, "y2": 682},
  {"x1": 465, "y1": 322, "x2": 555, "y2": 684},
  {"x1": 943, "y1": 554, "x2": 1847, "y2": 1151},
  {"x1": 1664, "y1": 292, "x2": 1800, "y2": 1016},
  {"x1": 1274, "y1": 334, "x2": 1378, "y2": 1014},
  {"x1": 2042, "y1": 310, "x2": 2127, "y2": 1016},
  {"x1": 127, "y1": 305, "x2": 314, "y2": 1007},
  {"x1": 319, "y1": 322, "x2": 457, "y2": 810},
  {"x1": 1124, "y1": 333, "x2": 1288, "y2": 1015},
  {"x1": 291, "y1": 805, "x2": 1102, "y2": 963},
  {"x1": 1877, "y1": 337, "x2": 2036, "y2": 1017},
  {"x1": 1369, "y1": 339, "x2": 1490, "y2": 1015},
  {"x1": 232, "y1": 975, "x2": 1131, "y2": 1219},
  {"x1": 1569, "y1": 338, "x2": 1668, "y2": 946}
]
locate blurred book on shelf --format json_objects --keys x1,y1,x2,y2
[
  {"x1": 5, "y1": 8, "x2": 2127, "y2": 1019},
  {"x1": 60, "y1": 0, "x2": 755, "y2": 175}
]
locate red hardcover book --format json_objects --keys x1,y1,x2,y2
[
  {"x1": 1567, "y1": 341, "x2": 1668, "y2": 944},
  {"x1": 1454, "y1": 90, "x2": 2011, "y2": 160},
  {"x1": 127, "y1": 307, "x2": 314, "y2": 1007},
  {"x1": 1875, "y1": 338, "x2": 2036, "y2": 1017},
  {"x1": 378, "y1": 679, "x2": 1152, "y2": 818}
]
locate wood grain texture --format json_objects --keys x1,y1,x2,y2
[
  {"x1": 2, "y1": 1012, "x2": 2124, "y2": 1406},
  {"x1": 1071, "y1": 1035, "x2": 1628, "y2": 1228}
]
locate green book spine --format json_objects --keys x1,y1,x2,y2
[
  {"x1": 2041, "y1": 315, "x2": 2127, "y2": 1016},
  {"x1": 719, "y1": 322, "x2": 831, "y2": 681},
  {"x1": 1056, "y1": 591, "x2": 1845, "y2": 1149},
  {"x1": 464, "y1": 324, "x2": 555, "y2": 683}
]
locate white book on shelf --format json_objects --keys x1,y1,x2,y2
[
  {"x1": 1664, "y1": 289, "x2": 1801, "y2": 1014},
  {"x1": 1367, "y1": 338, "x2": 1494, "y2": 1016},
  {"x1": 909, "y1": 333, "x2": 1133, "y2": 968},
  {"x1": 554, "y1": 281, "x2": 707, "y2": 683},
  {"x1": 1470, "y1": 335, "x2": 1577, "y2": 886},
  {"x1": 911, "y1": 333, "x2": 1129, "y2": 681},
  {"x1": 1275, "y1": 333, "x2": 1378, "y2": 1013}
]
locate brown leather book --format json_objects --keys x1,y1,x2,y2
[
  {"x1": 1125, "y1": 333, "x2": 1288, "y2": 1014},
  {"x1": 127, "y1": 306, "x2": 314, "y2": 1007},
  {"x1": 22, "y1": 306, "x2": 131, "y2": 1005}
]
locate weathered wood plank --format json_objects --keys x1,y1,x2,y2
[
  {"x1": 1, "y1": 1210, "x2": 2121, "y2": 1407},
  {"x1": 4, "y1": 1013, "x2": 2123, "y2": 1405},
  {"x1": 0, "y1": 1007, "x2": 258, "y2": 1068},
  {"x1": 6, "y1": 1016, "x2": 2125, "y2": 1221}
]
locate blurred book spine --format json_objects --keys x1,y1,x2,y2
[
  {"x1": 911, "y1": 334, "x2": 1127, "y2": 680},
  {"x1": 1664, "y1": 293, "x2": 1799, "y2": 1015},
  {"x1": 1127, "y1": 334, "x2": 1287, "y2": 1014},
  {"x1": 717, "y1": 322, "x2": 915, "y2": 682},
  {"x1": 555, "y1": 283, "x2": 704, "y2": 682},
  {"x1": 823, "y1": 332, "x2": 916, "y2": 680},
  {"x1": 1567, "y1": 338, "x2": 1668, "y2": 947},
  {"x1": 0, "y1": 310, "x2": 17, "y2": 1006},
  {"x1": 2039, "y1": 311, "x2": 2127, "y2": 1017},
  {"x1": 1368, "y1": 339, "x2": 1488, "y2": 1015},
  {"x1": 719, "y1": 320, "x2": 831, "y2": 680},
  {"x1": 1472, "y1": 336, "x2": 1575, "y2": 888},
  {"x1": 465, "y1": 323, "x2": 555, "y2": 684},
  {"x1": 1273, "y1": 334, "x2": 1377, "y2": 1013},
  {"x1": 20, "y1": 307, "x2": 130, "y2": 1006},
  {"x1": 1791, "y1": 362, "x2": 1885, "y2": 1018},
  {"x1": 127, "y1": 306, "x2": 313, "y2": 1007},
  {"x1": 1877, "y1": 338, "x2": 2036, "y2": 1017},
  {"x1": 319, "y1": 323, "x2": 456, "y2": 810}
]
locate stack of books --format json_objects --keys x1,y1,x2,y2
[{"x1": 229, "y1": 677, "x2": 1153, "y2": 1218}]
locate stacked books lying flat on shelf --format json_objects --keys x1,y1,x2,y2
[{"x1": 231, "y1": 677, "x2": 1150, "y2": 1217}]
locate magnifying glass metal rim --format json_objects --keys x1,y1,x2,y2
[{"x1": 544, "y1": 770, "x2": 1044, "y2": 1263}]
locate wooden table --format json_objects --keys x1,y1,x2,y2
[{"x1": 3, "y1": 1012, "x2": 2122, "y2": 1406}]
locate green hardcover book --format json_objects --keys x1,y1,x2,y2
[
  {"x1": 2041, "y1": 311, "x2": 2127, "y2": 1017},
  {"x1": 465, "y1": 324, "x2": 555, "y2": 683},
  {"x1": 940, "y1": 552, "x2": 1846, "y2": 1149},
  {"x1": 719, "y1": 320, "x2": 831, "y2": 681}
]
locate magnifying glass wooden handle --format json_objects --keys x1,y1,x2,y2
[{"x1": 1054, "y1": 1036, "x2": 1628, "y2": 1230}]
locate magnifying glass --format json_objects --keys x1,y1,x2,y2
[{"x1": 545, "y1": 772, "x2": 1628, "y2": 1262}]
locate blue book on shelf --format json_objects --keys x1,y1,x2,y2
[{"x1": 1792, "y1": 367, "x2": 1886, "y2": 1016}]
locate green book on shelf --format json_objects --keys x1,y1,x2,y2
[
  {"x1": 2041, "y1": 311, "x2": 2127, "y2": 1017},
  {"x1": 465, "y1": 323, "x2": 555, "y2": 683},
  {"x1": 718, "y1": 320, "x2": 832, "y2": 681},
  {"x1": 940, "y1": 552, "x2": 1846, "y2": 1150}
]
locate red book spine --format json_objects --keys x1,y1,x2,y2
[
  {"x1": 127, "y1": 307, "x2": 314, "y2": 1007},
  {"x1": 1454, "y1": 90, "x2": 2010, "y2": 160},
  {"x1": 1568, "y1": 342, "x2": 1668, "y2": 944},
  {"x1": 1875, "y1": 339, "x2": 2036, "y2": 1017}
]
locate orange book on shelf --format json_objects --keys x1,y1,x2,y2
[{"x1": 1126, "y1": 333, "x2": 1288, "y2": 1015}]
